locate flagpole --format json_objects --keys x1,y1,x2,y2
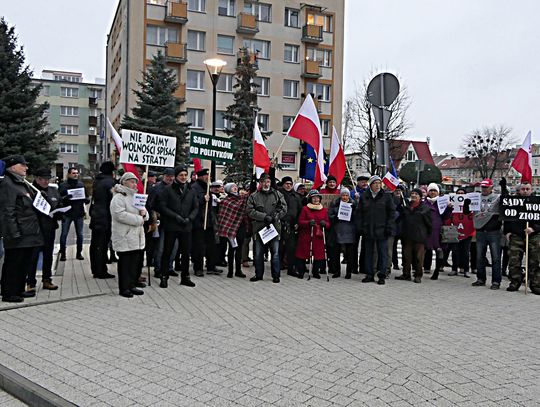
[
  {"x1": 525, "y1": 222, "x2": 529, "y2": 295},
  {"x1": 274, "y1": 134, "x2": 288, "y2": 160}
]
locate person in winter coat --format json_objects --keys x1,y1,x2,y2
[
  {"x1": 448, "y1": 188, "x2": 474, "y2": 278},
  {"x1": 395, "y1": 188, "x2": 432, "y2": 283},
  {"x1": 358, "y1": 176, "x2": 395, "y2": 285},
  {"x1": 89, "y1": 161, "x2": 117, "y2": 279},
  {"x1": 328, "y1": 188, "x2": 356, "y2": 278},
  {"x1": 423, "y1": 183, "x2": 453, "y2": 280},
  {"x1": 246, "y1": 173, "x2": 288, "y2": 283},
  {"x1": 279, "y1": 176, "x2": 303, "y2": 276},
  {"x1": 319, "y1": 175, "x2": 341, "y2": 195},
  {"x1": 217, "y1": 183, "x2": 249, "y2": 278},
  {"x1": 0, "y1": 155, "x2": 44, "y2": 303},
  {"x1": 110, "y1": 172, "x2": 149, "y2": 298},
  {"x1": 295, "y1": 190, "x2": 330, "y2": 279}
]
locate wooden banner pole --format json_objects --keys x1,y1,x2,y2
[
  {"x1": 144, "y1": 165, "x2": 151, "y2": 286},
  {"x1": 204, "y1": 164, "x2": 211, "y2": 230},
  {"x1": 525, "y1": 221, "x2": 529, "y2": 295}
]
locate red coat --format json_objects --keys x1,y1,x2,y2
[
  {"x1": 295, "y1": 205, "x2": 330, "y2": 260},
  {"x1": 319, "y1": 187, "x2": 340, "y2": 195}
]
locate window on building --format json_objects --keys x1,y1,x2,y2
[
  {"x1": 252, "y1": 76, "x2": 269, "y2": 96},
  {"x1": 307, "y1": 47, "x2": 332, "y2": 67},
  {"x1": 307, "y1": 12, "x2": 333, "y2": 32},
  {"x1": 283, "y1": 80, "x2": 299, "y2": 98},
  {"x1": 284, "y1": 44, "x2": 299, "y2": 63},
  {"x1": 187, "y1": 70, "x2": 205, "y2": 90},
  {"x1": 217, "y1": 73, "x2": 234, "y2": 92},
  {"x1": 61, "y1": 87, "x2": 79, "y2": 98},
  {"x1": 258, "y1": 113, "x2": 269, "y2": 132},
  {"x1": 187, "y1": 30, "x2": 206, "y2": 51},
  {"x1": 59, "y1": 144, "x2": 79, "y2": 154},
  {"x1": 60, "y1": 106, "x2": 79, "y2": 116},
  {"x1": 406, "y1": 150, "x2": 415, "y2": 161},
  {"x1": 218, "y1": 0, "x2": 235, "y2": 16},
  {"x1": 89, "y1": 127, "x2": 97, "y2": 136},
  {"x1": 307, "y1": 82, "x2": 331, "y2": 102},
  {"x1": 146, "y1": 25, "x2": 179, "y2": 46},
  {"x1": 54, "y1": 75, "x2": 81, "y2": 82},
  {"x1": 282, "y1": 116, "x2": 294, "y2": 133},
  {"x1": 217, "y1": 35, "x2": 234, "y2": 54},
  {"x1": 188, "y1": 0, "x2": 205, "y2": 12},
  {"x1": 89, "y1": 89, "x2": 103, "y2": 99},
  {"x1": 60, "y1": 125, "x2": 79, "y2": 135},
  {"x1": 244, "y1": 3, "x2": 271, "y2": 22},
  {"x1": 320, "y1": 119, "x2": 330, "y2": 136},
  {"x1": 242, "y1": 39, "x2": 270, "y2": 59},
  {"x1": 284, "y1": 8, "x2": 299, "y2": 28},
  {"x1": 147, "y1": 0, "x2": 166, "y2": 5},
  {"x1": 216, "y1": 111, "x2": 231, "y2": 130},
  {"x1": 187, "y1": 108, "x2": 205, "y2": 128},
  {"x1": 41, "y1": 86, "x2": 50, "y2": 97}
]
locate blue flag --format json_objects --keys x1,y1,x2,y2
[
  {"x1": 0, "y1": 160, "x2": 5, "y2": 177},
  {"x1": 390, "y1": 156, "x2": 398, "y2": 177},
  {"x1": 299, "y1": 142, "x2": 329, "y2": 181}
]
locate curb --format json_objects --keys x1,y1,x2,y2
[{"x1": 0, "y1": 363, "x2": 76, "y2": 407}]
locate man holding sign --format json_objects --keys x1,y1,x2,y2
[{"x1": 0, "y1": 155, "x2": 43, "y2": 303}]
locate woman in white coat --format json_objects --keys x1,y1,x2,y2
[{"x1": 110, "y1": 172, "x2": 149, "y2": 298}]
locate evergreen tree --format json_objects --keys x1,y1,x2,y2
[
  {"x1": 223, "y1": 48, "x2": 261, "y2": 183},
  {"x1": 121, "y1": 51, "x2": 189, "y2": 165},
  {"x1": 0, "y1": 18, "x2": 57, "y2": 171}
]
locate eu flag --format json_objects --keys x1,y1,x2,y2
[{"x1": 299, "y1": 141, "x2": 329, "y2": 181}]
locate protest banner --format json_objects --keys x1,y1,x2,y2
[
  {"x1": 119, "y1": 129, "x2": 176, "y2": 167},
  {"x1": 189, "y1": 132, "x2": 236, "y2": 163},
  {"x1": 438, "y1": 193, "x2": 481, "y2": 214},
  {"x1": 258, "y1": 224, "x2": 279, "y2": 245},
  {"x1": 338, "y1": 201, "x2": 352, "y2": 221},
  {"x1": 437, "y1": 195, "x2": 450, "y2": 214},
  {"x1": 133, "y1": 193, "x2": 148, "y2": 210},
  {"x1": 500, "y1": 195, "x2": 540, "y2": 221},
  {"x1": 67, "y1": 187, "x2": 86, "y2": 200},
  {"x1": 33, "y1": 193, "x2": 51, "y2": 215}
]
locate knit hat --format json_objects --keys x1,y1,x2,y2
[
  {"x1": 293, "y1": 183, "x2": 305, "y2": 192},
  {"x1": 163, "y1": 168, "x2": 175, "y2": 176},
  {"x1": 281, "y1": 176, "x2": 293, "y2": 184},
  {"x1": 368, "y1": 175, "x2": 382, "y2": 186},
  {"x1": 174, "y1": 165, "x2": 188, "y2": 177},
  {"x1": 224, "y1": 182, "x2": 236, "y2": 195},
  {"x1": 340, "y1": 187, "x2": 350, "y2": 196},
  {"x1": 427, "y1": 183, "x2": 439, "y2": 193},
  {"x1": 119, "y1": 172, "x2": 138, "y2": 184},
  {"x1": 259, "y1": 172, "x2": 270, "y2": 181},
  {"x1": 326, "y1": 175, "x2": 337, "y2": 183},
  {"x1": 99, "y1": 161, "x2": 115, "y2": 175},
  {"x1": 307, "y1": 189, "x2": 322, "y2": 203},
  {"x1": 210, "y1": 180, "x2": 223, "y2": 188}
]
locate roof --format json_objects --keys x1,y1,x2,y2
[{"x1": 390, "y1": 139, "x2": 435, "y2": 167}]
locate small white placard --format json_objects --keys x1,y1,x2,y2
[
  {"x1": 338, "y1": 201, "x2": 352, "y2": 221},
  {"x1": 466, "y1": 192, "x2": 481, "y2": 212},
  {"x1": 258, "y1": 224, "x2": 279, "y2": 245},
  {"x1": 133, "y1": 193, "x2": 148, "y2": 210},
  {"x1": 33, "y1": 193, "x2": 51, "y2": 215},
  {"x1": 49, "y1": 206, "x2": 71, "y2": 218},
  {"x1": 67, "y1": 187, "x2": 86, "y2": 200},
  {"x1": 228, "y1": 237, "x2": 238, "y2": 248},
  {"x1": 437, "y1": 195, "x2": 450, "y2": 214}
]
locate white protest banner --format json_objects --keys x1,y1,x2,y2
[
  {"x1": 258, "y1": 224, "x2": 279, "y2": 245},
  {"x1": 133, "y1": 193, "x2": 148, "y2": 210},
  {"x1": 49, "y1": 206, "x2": 71, "y2": 218},
  {"x1": 338, "y1": 201, "x2": 352, "y2": 221},
  {"x1": 437, "y1": 195, "x2": 449, "y2": 214},
  {"x1": 33, "y1": 193, "x2": 51, "y2": 215},
  {"x1": 447, "y1": 193, "x2": 481, "y2": 213},
  {"x1": 67, "y1": 187, "x2": 86, "y2": 200},
  {"x1": 120, "y1": 129, "x2": 176, "y2": 167},
  {"x1": 466, "y1": 192, "x2": 481, "y2": 212}
]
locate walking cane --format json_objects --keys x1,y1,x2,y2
[
  {"x1": 307, "y1": 225, "x2": 314, "y2": 281},
  {"x1": 322, "y1": 224, "x2": 329, "y2": 282},
  {"x1": 525, "y1": 221, "x2": 529, "y2": 295}
]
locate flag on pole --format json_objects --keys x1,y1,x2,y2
[
  {"x1": 107, "y1": 118, "x2": 144, "y2": 193},
  {"x1": 511, "y1": 131, "x2": 532, "y2": 183},
  {"x1": 287, "y1": 94, "x2": 326, "y2": 187},
  {"x1": 382, "y1": 171, "x2": 400, "y2": 191},
  {"x1": 299, "y1": 142, "x2": 329, "y2": 181},
  {"x1": 193, "y1": 158, "x2": 203, "y2": 173},
  {"x1": 328, "y1": 126, "x2": 346, "y2": 186},
  {"x1": 253, "y1": 117, "x2": 270, "y2": 178},
  {"x1": 389, "y1": 156, "x2": 398, "y2": 177}
]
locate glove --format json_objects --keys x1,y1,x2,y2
[
  {"x1": 62, "y1": 194, "x2": 73, "y2": 204},
  {"x1": 264, "y1": 215, "x2": 273, "y2": 226},
  {"x1": 309, "y1": 219, "x2": 316, "y2": 227},
  {"x1": 176, "y1": 216, "x2": 188, "y2": 225},
  {"x1": 499, "y1": 177, "x2": 507, "y2": 189},
  {"x1": 320, "y1": 220, "x2": 327, "y2": 228},
  {"x1": 463, "y1": 198, "x2": 471, "y2": 215}
]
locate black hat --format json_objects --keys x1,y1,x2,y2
[
  {"x1": 196, "y1": 168, "x2": 209, "y2": 177},
  {"x1": 281, "y1": 176, "x2": 293, "y2": 184},
  {"x1": 326, "y1": 175, "x2": 337, "y2": 183},
  {"x1": 411, "y1": 188, "x2": 423, "y2": 197},
  {"x1": 259, "y1": 172, "x2": 270, "y2": 181},
  {"x1": 34, "y1": 168, "x2": 52, "y2": 179},
  {"x1": 99, "y1": 161, "x2": 115, "y2": 175},
  {"x1": 174, "y1": 165, "x2": 188, "y2": 177},
  {"x1": 2, "y1": 155, "x2": 27, "y2": 168},
  {"x1": 162, "y1": 168, "x2": 175, "y2": 176},
  {"x1": 147, "y1": 171, "x2": 157, "y2": 178}
]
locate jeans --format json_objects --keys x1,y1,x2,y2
[
  {"x1": 60, "y1": 217, "x2": 84, "y2": 254},
  {"x1": 364, "y1": 238, "x2": 388, "y2": 279},
  {"x1": 476, "y1": 230, "x2": 502, "y2": 284},
  {"x1": 254, "y1": 235, "x2": 280, "y2": 279}
]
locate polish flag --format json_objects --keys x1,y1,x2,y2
[
  {"x1": 382, "y1": 171, "x2": 400, "y2": 191},
  {"x1": 511, "y1": 131, "x2": 532, "y2": 183},
  {"x1": 287, "y1": 94, "x2": 326, "y2": 186},
  {"x1": 328, "y1": 126, "x2": 346, "y2": 186},
  {"x1": 253, "y1": 117, "x2": 270, "y2": 178},
  {"x1": 107, "y1": 118, "x2": 144, "y2": 193},
  {"x1": 193, "y1": 158, "x2": 203, "y2": 173}
]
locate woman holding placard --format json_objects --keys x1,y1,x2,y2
[
  {"x1": 110, "y1": 172, "x2": 149, "y2": 298},
  {"x1": 328, "y1": 188, "x2": 357, "y2": 279},
  {"x1": 449, "y1": 188, "x2": 474, "y2": 278}
]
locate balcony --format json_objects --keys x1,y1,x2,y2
[
  {"x1": 302, "y1": 24, "x2": 323, "y2": 43},
  {"x1": 88, "y1": 134, "x2": 97, "y2": 145},
  {"x1": 88, "y1": 153, "x2": 97, "y2": 163},
  {"x1": 165, "y1": 42, "x2": 187, "y2": 63},
  {"x1": 164, "y1": 1, "x2": 188, "y2": 24},
  {"x1": 301, "y1": 59, "x2": 322, "y2": 79},
  {"x1": 174, "y1": 83, "x2": 186, "y2": 102},
  {"x1": 237, "y1": 50, "x2": 258, "y2": 70},
  {"x1": 88, "y1": 97, "x2": 98, "y2": 107},
  {"x1": 236, "y1": 13, "x2": 259, "y2": 34},
  {"x1": 88, "y1": 116, "x2": 98, "y2": 127}
]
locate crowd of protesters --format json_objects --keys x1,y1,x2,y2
[{"x1": 1, "y1": 154, "x2": 539, "y2": 302}]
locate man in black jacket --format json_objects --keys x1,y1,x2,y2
[
  {"x1": 158, "y1": 165, "x2": 198, "y2": 288},
  {"x1": 58, "y1": 167, "x2": 89, "y2": 261},
  {"x1": 89, "y1": 162, "x2": 117, "y2": 279},
  {"x1": 0, "y1": 155, "x2": 43, "y2": 303},
  {"x1": 278, "y1": 176, "x2": 302, "y2": 276}
]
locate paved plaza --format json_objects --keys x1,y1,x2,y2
[{"x1": 0, "y1": 244, "x2": 539, "y2": 406}]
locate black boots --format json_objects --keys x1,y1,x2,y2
[{"x1": 159, "y1": 277, "x2": 168, "y2": 288}]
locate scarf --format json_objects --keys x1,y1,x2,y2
[{"x1": 307, "y1": 203, "x2": 323, "y2": 210}]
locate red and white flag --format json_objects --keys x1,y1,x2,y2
[
  {"x1": 382, "y1": 171, "x2": 400, "y2": 191},
  {"x1": 328, "y1": 126, "x2": 346, "y2": 186},
  {"x1": 511, "y1": 131, "x2": 532, "y2": 183},
  {"x1": 253, "y1": 117, "x2": 270, "y2": 178},
  {"x1": 287, "y1": 94, "x2": 326, "y2": 187},
  {"x1": 107, "y1": 118, "x2": 144, "y2": 193}
]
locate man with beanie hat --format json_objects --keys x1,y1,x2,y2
[
  {"x1": 0, "y1": 155, "x2": 43, "y2": 302},
  {"x1": 278, "y1": 176, "x2": 303, "y2": 276},
  {"x1": 89, "y1": 161, "x2": 117, "y2": 279},
  {"x1": 320, "y1": 175, "x2": 340, "y2": 195}
]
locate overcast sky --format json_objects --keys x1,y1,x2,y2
[{"x1": 2, "y1": 0, "x2": 539, "y2": 154}]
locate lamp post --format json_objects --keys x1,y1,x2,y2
[{"x1": 203, "y1": 58, "x2": 227, "y2": 180}]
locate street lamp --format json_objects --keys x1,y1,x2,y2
[{"x1": 203, "y1": 58, "x2": 227, "y2": 180}]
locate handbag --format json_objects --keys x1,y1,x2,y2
[{"x1": 440, "y1": 225, "x2": 459, "y2": 243}]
